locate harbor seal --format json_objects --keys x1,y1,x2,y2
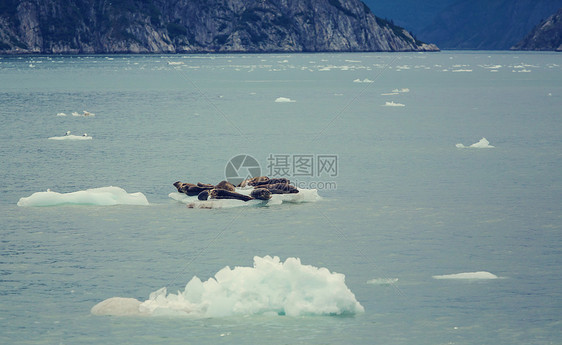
[
  {"x1": 239, "y1": 176, "x2": 292, "y2": 187},
  {"x1": 238, "y1": 176, "x2": 270, "y2": 187},
  {"x1": 254, "y1": 178, "x2": 291, "y2": 186},
  {"x1": 209, "y1": 189, "x2": 253, "y2": 202},
  {"x1": 197, "y1": 190, "x2": 210, "y2": 200},
  {"x1": 250, "y1": 188, "x2": 272, "y2": 200},
  {"x1": 254, "y1": 183, "x2": 299, "y2": 194},
  {"x1": 215, "y1": 180, "x2": 236, "y2": 191},
  {"x1": 173, "y1": 181, "x2": 213, "y2": 196}
]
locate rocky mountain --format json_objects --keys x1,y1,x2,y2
[
  {"x1": 0, "y1": 0, "x2": 438, "y2": 54},
  {"x1": 512, "y1": 7, "x2": 562, "y2": 51},
  {"x1": 362, "y1": 0, "x2": 453, "y2": 35},
  {"x1": 417, "y1": 0, "x2": 562, "y2": 50}
]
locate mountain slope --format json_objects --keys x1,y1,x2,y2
[
  {"x1": 0, "y1": 0, "x2": 438, "y2": 54},
  {"x1": 512, "y1": 7, "x2": 562, "y2": 51},
  {"x1": 361, "y1": 0, "x2": 453, "y2": 34},
  {"x1": 418, "y1": 0, "x2": 562, "y2": 50}
]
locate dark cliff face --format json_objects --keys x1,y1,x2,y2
[
  {"x1": 0, "y1": 0, "x2": 438, "y2": 54},
  {"x1": 417, "y1": 0, "x2": 562, "y2": 50},
  {"x1": 512, "y1": 7, "x2": 562, "y2": 51}
]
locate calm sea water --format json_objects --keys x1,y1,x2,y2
[{"x1": 1, "y1": 51, "x2": 561, "y2": 344}]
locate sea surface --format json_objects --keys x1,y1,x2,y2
[{"x1": 1, "y1": 51, "x2": 561, "y2": 344}]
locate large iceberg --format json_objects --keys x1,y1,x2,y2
[{"x1": 92, "y1": 255, "x2": 364, "y2": 317}]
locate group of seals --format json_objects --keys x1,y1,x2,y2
[{"x1": 173, "y1": 176, "x2": 299, "y2": 203}]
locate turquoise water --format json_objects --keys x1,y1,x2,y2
[{"x1": 1, "y1": 52, "x2": 561, "y2": 344}]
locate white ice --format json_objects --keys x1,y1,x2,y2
[
  {"x1": 367, "y1": 278, "x2": 399, "y2": 285},
  {"x1": 48, "y1": 134, "x2": 92, "y2": 140},
  {"x1": 275, "y1": 97, "x2": 296, "y2": 103},
  {"x1": 432, "y1": 271, "x2": 499, "y2": 280},
  {"x1": 384, "y1": 101, "x2": 405, "y2": 107},
  {"x1": 353, "y1": 78, "x2": 374, "y2": 83},
  {"x1": 91, "y1": 255, "x2": 364, "y2": 317},
  {"x1": 456, "y1": 137, "x2": 495, "y2": 149},
  {"x1": 17, "y1": 186, "x2": 149, "y2": 207}
]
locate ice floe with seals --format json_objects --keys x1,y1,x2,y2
[
  {"x1": 432, "y1": 271, "x2": 500, "y2": 280},
  {"x1": 274, "y1": 97, "x2": 296, "y2": 103},
  {"x1": 91, "y1": 255, "x2": 365, "y2": 317},
  {"x1": 456, "y1": 137, "x2": 495, "y2": 149},
  {"x1": 170, "y1": 187, "x2": 320, "y2": 209},
  {"x1": 17, "y1": 186, "x2": 149, "y2": 207},
  {"x1": 48, "y1": 131, "x2": 92, "y2": 140},
  {"x1": 170, "y1": 177, "x2": 321, "y2": 209}
]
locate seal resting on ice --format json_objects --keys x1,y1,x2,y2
[
  {"x1": 238, "y1": 176, "x2": 292, "y2": 187},
  {"x1": 197, "y1": 190, "x2": 210, "y2": 200},
  {"x1": 215, "y1": 180, "x2": 236, "y2": 191},
  {"x1": 250, "y1": 188, "x2": 272, "y2": 200},
  {"x1": 254, "y1": 183, "x2": 299, "y2": 194},
  {"x1": 209, "y1": 189, "x2": 253, "y2": 201},
  {"x1": 238, "y1": 176, "x2": 270, "y2": 187},
  {"x1": 173, "y1": 181, "x2": 214, "y2": 196}
]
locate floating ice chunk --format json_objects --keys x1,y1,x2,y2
[
  {"x1": 92, "y1": 255, "x2": 364, "y2": 317},
  {"x1": 456, "y1": 137, "x2": 494, "y2": 149},
  {"x1": 367, "y1": 278, "x2": 399, "y2": 285},
  {"x1": 275, "y1": 97, "x2": 296, "y2": 103},
  {"x1": 432, "y1": 271, "x2": 499, "y2": 280},
  {"x1": 392, "y1": 88, "x2": 410, "y2": 93},
  {"x1": 91, "y1": 297, "x2": 147, "y2": 316},
  {"x1": 17, "y1": 186, "x2": 149, "y2": 207},
  {"x1": 353, "y1": 78, "x2": 374, "y2": 83},
  {"x1": 452, "y1": 69, "x2": 473, "y2": 72},
  {"x1": 49, "y1": 134, "x2": 92, "y2": 140},
  {"x1": 384, "y1": 101, "x2": 405, "y2": 107},
  {"x1": 381, "y1": 92, "x2": 399, "y2": 96},
  {"x1": 56, "y1": 112, "x2": 67, "y2": 116},
  {"x1": 82, "y1": 110, "x2": 95, "y2": 116},
  {"x1": 72, "y1": 112, "x2": 80, "y2": 116},
  {"x1": 167, "y1": 61, "x2": 184, "y2": 65},
  {"x1": 470, "y1": 138, "x2": 494, "y2": 148}
]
